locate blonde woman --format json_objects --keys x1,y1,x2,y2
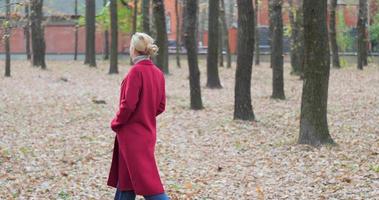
[{"x1": 107, "y1": 32, "x2": 169, "y2": 200}]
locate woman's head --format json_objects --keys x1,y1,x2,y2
[{"x1": 129, "y1": 32, "x2": 159, "y2": 59}]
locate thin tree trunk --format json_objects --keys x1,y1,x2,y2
[
  {"x1": 269, "y1": 0, "x2": 285, "y2": 100},
  {"x1": 84, "y1": 0, "x2": 97, "y2": 67},
  {"x1": 5, "y1": 0, "x2": 11, "y2": 77},
  {"x1": 109, "y1": 0, "x2": 118, "y2": 74},
  {"x1": 254, "y1": 0, "x2": 260, "y2": 65},
  {"x1": 24, "y1": 3, "x2": 31, "y2": 60},
  {"x1": 153, "y1": 0, "x2": 169, "y2": 74},
  {"x1": 103, "y1": 0, "x2": 109, "y2": 60},
  {"x1": 207, "y1": 0, "x2": 222, "y2": 88},
  {"x1": 298, "y1": 0, "x2": 334, "y2": 146},
  {"x1": 234, "y1": 0, "x2": 255, "y2": 121},
  {"x1": 175, "y1": 0, "x2": 181, "y2": 68},
  {"x1": 133, "y1": 0, "x2": 138, "y2": 34},
  {"x1": 357, "y1": 0, "x2": 368, "y2": 70},
  {"x1": 330, "y1": 0, "x2": 340, "y2": 68},
  {"x1": 30, "y1": 0, "x2": 47, "y2": 69},
  {"x1": 288, "y1": 0, "x2": 304, "y2": 76},
  {"x1": 142, "y1": 0, "x2": 150, "y2": 34},
  {"x1": 74, "y1": 0, "x2": 79, "y2": 60},
  {"x1": 218, "y1": 18, "x2": 224, "y2": 67},
  {"x1": 220, "y1": 0, "x2": 231, "y2": 68},
  {"x1": 184, "y1": 0, "x2": 203, "y2": 110}
]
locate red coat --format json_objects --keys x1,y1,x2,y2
[{"x1": 107, "y1": 60, "x2": 166, "y2": 195}]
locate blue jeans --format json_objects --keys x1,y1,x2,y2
[{"x1": 114, "y1": 189, "x2": 170, "y2": 200}]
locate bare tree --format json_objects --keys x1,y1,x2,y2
[
  {"x1": 30, "y1": 0, "x2": 47, "y2": 69},
  {"x1": 207, "y1": 0, "x2": 222, "y2": 88},
  {"x1": 175, "y1": 0, "x2": 181, "y2": 68},
  {"x1": 234, "y1": 0, "x2": 255, "y2": 121},
  {"x1": 153, "y1": 0, "x2": 169, "y2": 74},
  {"x1": 84, "y1": 0, "x2": 97, "y2": 67},
  {"x1": 298, "y1": 0, "x2": 334, "y2": 146},
  {"x1": 254, "y1": 0, "x2": 260, "y2": 65},
  {"x1": 109, "y1": 0, "x2": 119, "y2": 74},
  {"x1": 142, "y1": 0, "x2": 150, "y2": 34},
  {"x1": 74, "y1": 0, "x2": 79, "y2": 60},
  {"x1": 184, "y1": 0, "x2": 203, "y2": 110},
  {"x1": 24, "y1": 2, "x2": 31, "y2": 60},
  {"x1": 103, "y1": 0, "x2": 110, "y2": 60},
  {"x1": 269, "y1": 0, "x2": 285, "y2": 99},
  {"x1": 357, "y1": 0, "x2": 368, "y2": 70},
  {"x1": 288, "y1": 0, "x2": 304, "y2": 76},
  {"x1": 329, "y1": 0, "x2": 340, "y2": 68},
  {"x1": 4, "y1": 0, "x2": 11, "y2": 77},
  {"x1": 220, "y1": 0, "x2": 231, "y2": 68}
]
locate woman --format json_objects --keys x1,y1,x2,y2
[{"x1": 107, "y1": 32, "x2": 169, "y2": 200}]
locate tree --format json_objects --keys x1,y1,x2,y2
[
  {"x1": 298, "y1": 0, "x2": 334, "y2": 146},
  {"x1": 218, "y1": 18, "x2": 224, "y2": 67},
  {"x1": 175, "y1": 0, "x2": 181, "y2": 68},
  {"x1": 357, "y1": 0, "x2": 368, "y2": 70},
  {"x1": 74, "y1": 0, "x2": 79, "y2": 60},
  {"x1": 269, "y1": 0, "x2": 285, "y2": 99},
  {"x1": 254, "y1": 0, "x2": 260, "y2": 65},
  {"x1": 184, "y1": 0, "x2": 203, "y2": 110},
  {"x1": 84, "y1": 0, "x2": 97, "y2": 67},
  {"x1": 207, "y1": 0, "x2": 222, "y2": 88},
  {"x1": 288, "y1": 0, "x2": 304, "y2": 76},
  {"x1": 220, "y1": 0, "x2": 231, "y2": 68},
  {"x1": 132, "y1": 0, "x2": 138, "y2": 34},
  {"x1": 153, "y1": 0, "x2": 169, "y2": 74},
  {"x1": 109, "y1": 0, "x2": 119, "y2": 74},
  {"x1": 24, "y1": 3, "x2": 31, "y2": 60},
  {"x1": 30, "y1": 0, "x2": 47, "y2": 69},
  {"x1": 4, "y1": 0, "x2": 11, "y2": 77},
  {"x1": 142, "y1": 0, "x2": 150, "y2": 34},
  {"x1": 234, "y1": 0, "x2": 255, "y2": 121},
  {"x1": 329, "y1": 0, "x2": 340, "y2": 68},
  {"x1": 103, "y1": 0, "x2": 110, "y2": 60}
]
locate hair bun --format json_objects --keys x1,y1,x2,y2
[{"x1": 147, "y1": 44, "x2": 159, "y2": 56}]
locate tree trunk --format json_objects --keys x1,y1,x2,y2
[
  {"x1": 24, "y1": 3, "x2": 31, "y2": 60},
  {"x1": 220, "y1": 0, "x2": 231, "y2": 68},
  {"x1": 207, "y1": 0, "x2": 222, "y2": 88},
  {"x1": 175, "y1": 0, "x2": 181, "y2": 68},
  {"x1": 153, "y1": 0, "x2": 169, "y2": 74},
  {"x1": 329, "y1": 0, "x2": 340, "y2": 68},
  {"x1": 84, "y1": 0, "x2": 97, "y2": 67},
  {"x1": 109, "y1": 0, "x2": 119, "y2": 74},
  {"x1": 357, "y1": 0, "x2": 368, "y2": 70},
  {"x1": 254, "y1": 0, "x2": 260, "y2": 65},
  {"x1": 133, "y1": 0, "x2": 138, "y2": 34},
  {"x1": 184, "y1": 0, "x2": 203, "y2": 110},
  {"x1": 5, "y1": 0, "x2": 11, "y2": 77},
  {"x1": 234, "y1": 0, "x2": 255, "y2": 121},
  {"x1": 103, "y1": 0, "x2": 109, "y2": 60},
  {"x1": 218, "y1": 18, "x2": 224, "y2": 67},
  {"x1": 288, "y1": 0, "x2": 304, "y2": 76},
  {"x1": 142, "y1": 0, "x2": 150, "y2": 34},
  {"x1": 298, "y1": 0, "x2": 334, "y2": 146},
  {"x1": 74, "y1": 0, "x2": 79, "y2": 60},
  {"x1": 269, "y1": 0, "x2": 285, "y2": 100},
  {"x1": 30, "y1": 0, "x2": 47, "y2": 69}
]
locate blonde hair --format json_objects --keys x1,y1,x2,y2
[{"x1": 130, "y1": 32, "x2": 159, "y2": 57}]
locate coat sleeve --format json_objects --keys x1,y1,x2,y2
[
  {"x1": 111, "y1": 70, "x2": 142, "y2": 132},
  {"x1": 156, "y1": 76, "x2": 166, "y2": 116}
]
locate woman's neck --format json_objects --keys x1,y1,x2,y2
[{"x1": 132, "y1": 55, "x2": 150, "y2": 64}]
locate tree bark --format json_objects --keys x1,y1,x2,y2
[
  {"x1": 175, "y1": 0, "x2": 181, "y2": 68},
  {"x1": 207, "y1": 0, "x2": 222, "y2": 88},
  {"x1": 218, "y1": 18, "x2": 224, "y2": 67},
  {"x1": 24, "y1": 3, "x2": 31, "y2": 60},
  {"x1": 109, "y1": 0, "x2": 119, "y2": 74},
  {"x1": 269, "y1": 0, "x2": 285, "y2": 100},
  {"x1": 357, "y1": 0, "x2": 368, "y2": 70},
  {"x1": 74, "y1": 0, "x2": 79, "y2": 60},
  {"x1": 288, "y1": 0, "x2": 304, "y2": 76},
  {"x1": 142, "y1": 0, "x2": 150, "y2": 34},
  {"x1": 234, "y1": 0, "x2": 255, "y2": 121},
  {"x1": 133, "y1": 0, "x2": 138, "y2": 34},
  {"x1": 30, "y1": 0, "x2": 47, "y2": 69},
  {"x1": 220, "y1": 0, "x2": 231, "y2": 68},
  {"x1": 153, "y1": 0, "x2": 169, "y2": 74},
  {"x1": 329, "y1": 0, "x2": 340, "y2": 68},
  {"x1": 5, "y1": 0, "x2": 11, "y2": 77},
  {"x1": 184, "y1": 0, "x2": 203, "y2": 110},
  {"x1": 84, "y1": 0, "x2": 97, "y2": 67},
  {"x1": 298, "y1": 0, "x2": 334, "y2": 146},
  {"x1": 254, "y1": 0, "x2": 260, "y2": 65},
  {"x1": 103, "y1": 0, "x2": 109, "y2": 60}
]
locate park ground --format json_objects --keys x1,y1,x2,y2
[{"x1": 0, "y1": 59, "x2": 378, "y2": 199}]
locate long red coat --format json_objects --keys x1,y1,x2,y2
[{"x1": 107, "y1": 60, "x2": 166, "y2": 195}]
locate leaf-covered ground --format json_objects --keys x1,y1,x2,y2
[{"x1": 0, "y1": 59, "x2": 378, "y2": 199}]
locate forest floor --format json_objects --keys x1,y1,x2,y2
[{"x1": 0, "y1": 59, "x2": 378, "y2": 200}]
